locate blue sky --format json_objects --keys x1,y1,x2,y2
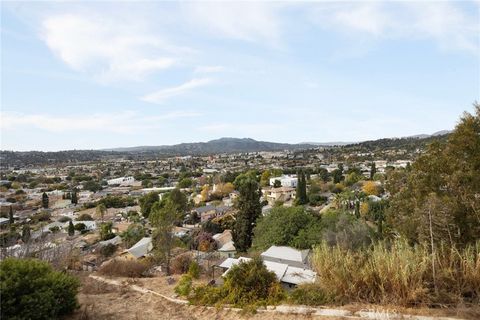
[{"x1": 1, "y1": 1, "x2": 479, "y2": 151}]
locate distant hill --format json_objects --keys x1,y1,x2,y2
[{"x1": 103, "y1": 137, "x2": 315, "y2": 154}]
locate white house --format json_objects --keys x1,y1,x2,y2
[
  {"x1": 269, "y1": 175, "x2": 298, "y2": 188},
  {"x1": 107, "y1": 176, "x2": 135, "y2": 186}
]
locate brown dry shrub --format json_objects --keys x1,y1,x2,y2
[
  {"x1": 81, "y1": 277, "x2": 117, "y2": 294},
  {"x1": 171, "y1": 252, "x2": 193, "y2": 274},
  {"x1": 98, "y1": 259, "x2": 150, "y2": 278}
]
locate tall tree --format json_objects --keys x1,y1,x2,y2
[
  {"x1": 150, "y1": 200, "x2": 178, "y2": 275},
  {"x1": 8, "y1": 206, "x2": 14, "y2": 225},
  {"x1": 41, "y1": 192, "x2": 49, "y2": 209},
  {"x1": 232, "y1": 176, "x2": 262, "y2": 252},
  {"x1": 71, "y1": 190, "x2": 78, "y2": 205},
  {"x1": 370, "y1": 162, "x2": 376, "y2": 180},
  {"x1": 21, "y1": 225, "x2": 31, "y2": 243},
  {"x1": 68, "y1": 221, "x2": 75, "y2": 237},
  {"x1": 96, "y1": 203, "x2": 107, "y2": 222},
  {"x1": 295, "y1": 170, "x2": 308, "y2": 205}
]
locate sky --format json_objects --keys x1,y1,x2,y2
[{"x1": 1, "y1": 1, "x2": 479, "y2": 151}]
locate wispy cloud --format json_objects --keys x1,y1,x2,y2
[
  {"x1": 41, "y1": 13, "x2": 186, "y2": 82},
  {"x1": 141, "y1": 78, "x2": 213, "y2": 104},
  {"x1": 309, "y1": 2, "x2": 479, "y2": 54},
  {"x1": 0, "y1": 111, "x2": 201, "y2": 133}
]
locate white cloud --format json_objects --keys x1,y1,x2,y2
[
  {"x1": 0, "y1": 111, "x2": 201, "y2": 133},
  {"x1": 182, "y1": 2, "x2": 282, "y2": 45},
  {"x1": 141, "y1": 78, "x2": 213, "y2": 104},
  {"x1": 194, "y1": 65, "x2": 226, "y2": 74},
  {"x1": 42, "y1": 14, "x2": 182, "y2": 82},
  {"x1": 310, "y1": 2, "x2": 479, "y2": 54}
]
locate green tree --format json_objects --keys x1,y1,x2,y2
[
  {"x1": 0, "y1": 258, "x2": 80, "y2": 319},
  {"x1": 387, "y1": 105, "x2": 480, "y2": 247},
  {"x1": 370, "y1": 162, "x2": 376, "y2": 180},
  {"x1": 42, "y1": 192, "x2": 49, "y2": 209},
  {"x1": 232, "y1": 176, "x2": 262, "y2": 252},
  {"x1": 252, "y1": 206, "x2": 323, "y2": 250},
  {"x1": 295, "y1": 170, "x2": 308, "y2": 205},
  {"x1": 150, "y1": 200, "x2": 178, "y2": 275},
  {"x1": 68, "y1": 220, "x2": 75, "y2": 236},
  {"x1": 99, "y1": 222, "x2": 114, "y2": 240},
  {"x1": 71, "y1": 189, "x2": 78, "y2": 205},
  {"x1": 96, "y1": 203, "x2": 107, "y2": 222},
  {"x1": 260, "y1": 170, "x2": 271, "y2": 187},
  {"x1": 121, "y1": 223, "x2": 146, "y2": 248},
  {"x1": 8, "y1": 206, "x2": 14, "y2": 224},
  {"x1": 331, "y1": 169, "x2": 343, "y2": 184},
  {"x1": 273, "y1": 179, "x2": 282, "y2": 188},
  {"x1": 21, "y1": 225, "x2": 30, "y2": 243},
  {"x1": 139, "y1": 191, "x2": 159, "y2": 219}
]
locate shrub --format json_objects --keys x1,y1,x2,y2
[
  {"x1": 77, "y1": 213, "x2": 94, "y2": 221},
  {"x1": 58, "y1": 216, "x2": 71, "y2": 223},
  {"x1": 171, "y1": 252, "x2": 193, "y2": 274},
  {"x1": 0, "y1": 258, "x2": 80, "y2": 319},
  {"x1": 289, "y1": 284, "x2": 332, "y2": 306},
  {"x1": 175, "y1": 274, "x2": 193, "y2": 297},
  {"x1": 98, "y1": 259, "x2": 150, "y2": 277},
  {"x1": 188, "y1": 260, "x2": 201, "y2": 279},
  {"x1": 189, "y1": 257, "x2": 285, "y2": 308},
  {"x1": 100, "y1": 244, "x2": 117, "y2": 257},
  {"x1": 74, "y1": 223, "x2": 86, "y2": 232}
]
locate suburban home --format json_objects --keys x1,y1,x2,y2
[
  {"x1": 193, "y1": 205, "x2": 233, "y2": 222},
  {"x1": 269, "y1": 175, "x2": 298, "y2": 188},
  {"x1": 212, "y1": 229, "x2": 236, "y2": 258},
  {"x1": 120, "y1": 237, "x2": 153, "y2": 260},
  {"x1": 262, "y1": 187, "x2": 296, "y2": 205},
  {"x1": 107, "y1": 176, "x2": 135, "y2": 186},
  {"x1": 218, "y1": 245, "x2": 316, "y2": 288}
]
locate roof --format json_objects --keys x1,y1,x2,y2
[
  {"x1": 263, "y1": 260, "x2": 289, "y2": 280},
  {"x1": 213, "y1": 229, "x2": 233, "y2": 247},
  {"x1": 281, "y1": 266, "x2": 317, "y2": 285},
  {"x1": 261, "y1": 246, "x2": 309, "y2": 263},
  {"x1": 218, "y1": 240, "x2": 236, "y2": 252},
  {"x1": 127, "y1": 237, "x2": 153, "y2": 258},
  {"x1": 98, "y1": 235, "x2": 122, "y2": 247},
  {"x1": 0, "y1": 217, "x2": 10, "y2": 224}
]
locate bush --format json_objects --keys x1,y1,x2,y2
[
  {"x1": 171, "y1": 253, "x2": 193, "y2": 274},
  {"x1": 58, "y1": 216, "x2": 71, "y2": 223},
  {"x1": 289, "y1": 284, "x2": 332, "y2": 306},
  {"x1": 98, "y1": 259, "x2": 150, "y2": 277},
  {"x1": 74, "y1": 223, "x2": 86, "y2": 232},
  {"x1": 189, "y1": 257, "x2": 285, "y2": 308},
  {"x1": 77, "y1": 213, "x2": 93, "y2": 221},
  {"x1": 175, "y1": 274, "x2": 193, "y2": 297},
  {"x1": 0, "y1": 258, "x2": 80, "y2": 319},
  {"x1": 188, "y1": 260, "x2": 201, "y2": 279},
  {"x1": 100, "y1": 244, "x2": 117, "y2": 257}
]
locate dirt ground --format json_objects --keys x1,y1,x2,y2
[{"x1": 68, "y1": 274, "x2": 479, "y2": 320}]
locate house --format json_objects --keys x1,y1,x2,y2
[
  {"x1": 218, "y1": 249, "x2": 316, "y2": 288},
  {"x1": 262, "y1": 187, "x2": 296, "y2": 205},
  {"x1": 97, "y1": 235, "x2": 122, "y2": 247},
  {"x1": 121, "y1": 237, "x2": 153, "y2": 259},
  {"x1": 212, "y1": 230, "x2": 236, "y2": 258},
  {"x1": 194, "y1": 205, "x2": 233, "y2": 222},
  {"x1": 107, "y1": 176, "x2": 135, "y2": 186},
  {"x1": 269, "y1": 175, "x2": 298, "y2": 188},
  {"x1": 261, "y1": 245, "x2": 310, "y2": 268},
  {"x1": 0, "y1": 217, "x2": 10, "y2": 226}
]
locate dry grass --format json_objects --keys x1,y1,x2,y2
[
  {"x1": 312, "y1": 240, "x2": 480, "y2": 307},
  {"x1": 98, "y1": 259, "x2": 151, "y2": 278}
]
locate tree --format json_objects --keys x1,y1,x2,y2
[
  {"x1": 260, "y1": 170, "x2": 271, "y2": 187},
  {"x1": 0, "y1": 258, "x2": 80, "y2": 319},
  {"x1": 200, "y1": 185, "x2": 210, "y2": 202},
  {"x1": 139, "y1": 192, "x2": 159, "y2": 219},
  {"x1": 232, "y1": 176, "x2": 262, "y2": 252},
  {"x1": 273, "y1": 179, "x2": 282, "y2": 188},
  {"x1": 21, "y1": 225, "x2": 30, "y2": 243},
  {"x1": 150, "y1": 200, "x2": 178, "y2": 275},
  {"x1": 42, "y1": 192, "x2": 49, "y2": 209},
  {"x1": 77, "y1": 213, "x2": 93, "y2": 221},
  {"x1": 121, "y1": 223, "x2": 146, "y2": 248},
  {"x1": 252, "y1": 206, "x2": 323, "y2": 250},
  {"x1": 332, "y1": 169, "x2": 343, "y2": 184},
  {"x1": 71, "y1": 190, "x2": 78, "y2": 205},
  {"x1": 387, "y1": 104, "x2": 480, "y2": 246},
  {"x1": 370, "y1": 162, "x2": 376, "y2": 180},
  {"x1": 295, "y1": 170, "x2": 308, "y2": 205},
  {"x1": 99, "y1": 222, "x2": 114, "y2": 240},
  {"x1": 96, "y1": 203, "x2": 107, "y2": 222},
  {"x1": 8, "y1": 206, "x2": 14, "y2": 225},
  {"x1": 68, "y1": 220, "x2": 75, "y2": 236}
]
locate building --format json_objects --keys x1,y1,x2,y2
[
  {"x1": 121, "y1": 237, "x2": 153, "y2": 260},
  {"x1": 269, "y1": 175, "x2": 298, "y2": 188},
  {"x1": 262, "y1": 187, "x2": 296, "y2": 205},
  {"x1": 218, "y1": 245, "x2": 316, "y2": 288},
  {"x1": 107, "y1": 176, "x2": 135, "y2": 186},
  {"x1": 213, "y1": 230, "x2": 236, "y2": 258}
]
